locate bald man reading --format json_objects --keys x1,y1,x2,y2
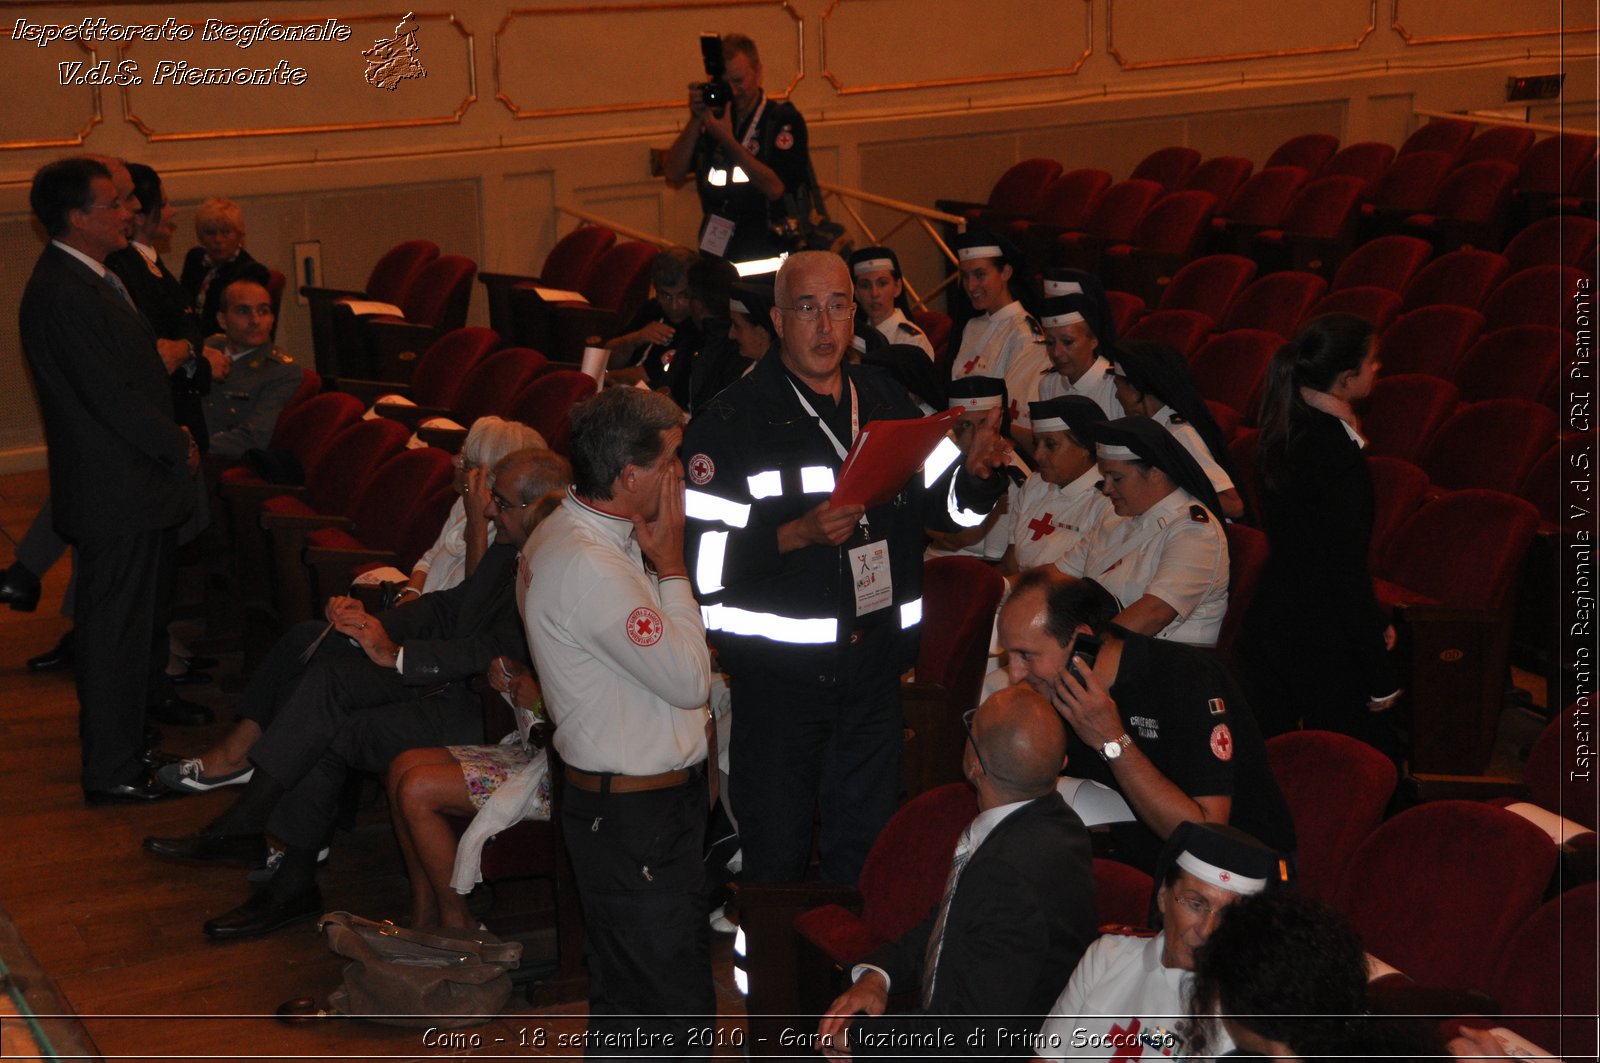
[{"x1": 817, "y1": 685, "x2": 1098, "y2": 1060}]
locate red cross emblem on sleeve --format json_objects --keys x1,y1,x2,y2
[
  {"x1": 627, "y1": 606, "x2": 664, "y2": 646},
  {"x1": 961, "y1": 356, "x2": 981, "y2": 375},
  {"x1": 1027, "y1": 513, "x2": 1056, "y2": 541}
]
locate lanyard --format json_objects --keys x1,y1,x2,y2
[
  {"x1": 788, "y1": 375, "x2": 858, "y2": 462},
  {"x1": 736, "y1": 95, "x2": 768, "y2": 155}
]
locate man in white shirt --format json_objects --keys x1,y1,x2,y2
[{"x1": 521, "y1": 387, "x2": 715, "y2": 1057}]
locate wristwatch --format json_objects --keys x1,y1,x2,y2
[{"x1": 1100, "y1": 732, "x2": 1134, "y2": 762}]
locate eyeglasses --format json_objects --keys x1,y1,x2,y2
[
  {"x1": 778, "y1": 299, "x2": 856, "y2": 323},
  {"x1": 86, "y1": 197, "x2": 126, "y2": 212},
  {"x1": 489, "y1": 490, "x2": 530, "y2": 511},
  {"x1": 961, "y1": 708, "x2": 993, "y2": 778}
]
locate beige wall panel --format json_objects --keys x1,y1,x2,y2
[
  {"x1": 1185, "y1": 103, "x2": 1345, "y2": 163},
  {"x1": 494, "y1": 3, "x2": 803, "y2": 121},
  {"x1": 819, "y1": 0, "x2": 1089, "y2": 94},
  {"x1": 1107, "y1": 0, "x2": 1375, "y2": 68},
  {"x1": 1017, "y1": 118, "x2": 1187, "y2": 178},
  {"x1": 571, "y1": 186, "x2": 667, "y2": 244},
  {"x1": 1390, "y1": 0, "x2": 1579, "y2": 44},
  {"x1": 497, "y1": 169, "x2": 560, "y2": 275},
  {"x1": 0, "y1": 33, "x2": 102, "y2": 149},
  {"x1": 116, "y1": 12, "x2": 474, "y2": 141}
]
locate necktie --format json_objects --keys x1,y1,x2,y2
[
  {"x1": 104, "y1": 269, "x2": 135, "y2": 308},
  {"x1": 921, "y1": 827, "x2": 974, "y2": 1007}
]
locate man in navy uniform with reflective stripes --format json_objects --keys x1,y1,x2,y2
[{"x1": 682, "y1": 250, "x2": 1009, "y2": 886}]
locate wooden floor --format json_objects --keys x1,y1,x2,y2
[{"x1": 0, "y1": 468, "x2": 750, "y2": 1061}]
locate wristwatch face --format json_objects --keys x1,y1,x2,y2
[{"x1": 1101, "y1": 737, "x2": 1124, "y2": 761}]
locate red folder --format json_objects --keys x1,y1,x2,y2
[{"x1": 830, "y1": 407, "x2": 965, "y2": 510}]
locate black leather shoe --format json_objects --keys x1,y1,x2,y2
[
  {"x1": 84, "y1": 773, "x2": 173, "y2": 806},
  {"x1": 203, "y1": 884, "x2": 322, "y2": 940},
  {"x1": 143, "y1": 831, "x2": 266, "y2": 866},
  {"x1": 143, "y1": 724, "x2": 164, "y2": 749},
  {"x1": 26, "y1": 629, "x2": 74, "y2": 672},
  {"x1": 0, "y1": 563, "x2": 40, "y2": 612},
  {"x1": 141, "y1": 748, "x2": 184, "y2": 771},
  {"x1": 146, "y1": 695, "x2": 215, "y2": 726}
]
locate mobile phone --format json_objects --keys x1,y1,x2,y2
[{"x1": 1067, "y1": 633, "x2": 1102, "y2": 683}]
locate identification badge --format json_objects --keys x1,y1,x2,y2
[
  {"x1": 849, "y1": 539, "x2": 892, "y2": 616},
  {"x1": 700, "y1": 214, "x2": 735, "y2": 257}
]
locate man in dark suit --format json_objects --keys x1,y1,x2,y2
[
  {"x1": 816, "y1": 683, "x2": 1097, "y2": 1059},
  {"x1": 19, "y1": 157, "x2": 199, "y2": 803},
  {"x1": 143, "y1": 448, "x2": 569, "y2": 938}
]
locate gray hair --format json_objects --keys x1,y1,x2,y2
[
  {"x1": 567, "y1": 388, "x2": 683, "y2": 499},
  {"x1": 194, "y1": 196, "x2": 243, "y2": 234},
  {"x1": 773, "y1": 250, "x2": 849, "y2": 307},
  {"x1": 493, "y1": 447, "x2": 572, "y2": 506},
  {"x1": 464, "y1": 416, "x2": 547, "y2": 482}
]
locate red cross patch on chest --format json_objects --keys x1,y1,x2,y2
[{"x1": 1027, "y1": 513, "x2": 1056, "y2": 541}]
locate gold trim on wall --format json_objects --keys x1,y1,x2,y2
[
  {"x1": 1107, "y1": 0, "x2": 1376, "y2": 70},
  {"x1": 818, "y1": 0, "x2": 1091, "y2": 95},
  {"x1": 1390, "y1": 0, "x2": 1596, "y2": 45},
  {"x1": 494, "y1": 0, "x2": 802, "y2": 120},
  {"x1": 0, "y1": 36, "x2": 102, "y2": 150},
  {"x1": 119, "y1": 12, "x2": 476, "y2": 142}
]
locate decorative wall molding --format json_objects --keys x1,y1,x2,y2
[
  {"x1": 1108, "y1": 0, "x2": 1376, "y2": 70},
  {"x1": 1390, "y1": 0, "x2": 1594, "y2": 45},
  {"x1": 819, "y1": 0, "x2": 1090, "y2": 95},
  {"x1": 0, "y1": 33, "x2": 100, "y2": 150}
]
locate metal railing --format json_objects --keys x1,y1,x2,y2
[
  {"x1": 816, "y1": 180, "x2": 967, "y2": 311},
  {"x1": 1413, "y1": 107, "x2": 1573, "y2": 137}
]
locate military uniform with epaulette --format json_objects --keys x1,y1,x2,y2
[{"x1": 200, "y1": 340, "x2": 301, "y2": 458}]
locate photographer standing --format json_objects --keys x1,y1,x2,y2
[{"x1": 664, "y1": 33, "x2": 811, "y2": 263}]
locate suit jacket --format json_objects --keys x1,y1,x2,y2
[
  {"x1": 108, "y1": 245, "x2": 212, "y2": 449},
  {"x1": 376, "y1": 541, "x2": 528, "y2": 688},
  {"x1": 19, "y1": 243, "x2": 193, "y2": 538},
  {"x1": 856, "y1": 792, "x2": 1098, "y2": 1058}
]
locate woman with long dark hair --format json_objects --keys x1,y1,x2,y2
[{"x1": 1238, "y1": 313, "x2": 1400, "y2": 752}]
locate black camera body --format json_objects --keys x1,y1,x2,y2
[{"x1": 696, "y1": 33, "x2": 732, "y2": 118}]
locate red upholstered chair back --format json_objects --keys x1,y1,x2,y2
[
  {"x1": 1217, "y1": 166, "x2": 1308, "y2": 227},
  {"x1": 266, "y1": 269, "x2": 287, "y2": 331},
  {"x1": 1079, "y1": 179, "x2": 1164, "y2": 242},
  {"x1": 1330, "y1": 235, "x2": 1433, "y2": 293},
  {"x1": 281, "y1": 368, "x2": 323, "y2": 419},
  {"x1": 1265, "y1": 731, "x2": 1396, "y2": 902},
  {"x1": 1503, "y1": 214, "x2": 1599, "y2": 273},
  {"x1": 1182, "y1": 156, "x2": 1253, "y2": 206},
  {"x1": 398, "y1": 254, "x2": 477, "y2": 330},
  {"x1": 1104, "y1": 290, "x2": 1145, "y2": 337},
  {"x1": 1331, "y1": 801, "x2": 1556, "y2": 991},
  {"x1": 1189, "y1": 330, "x2": 1279, "y2": 415},
  {"x1": 306, "y1": 417, "x2": 412, "y2": 515},
  {"x1": 1127, "y1": 190, "x2": 1216, "y2": 254},
  {"x1": 856, "y1": 783, "x2": 979, "y2": 945},
  {"x1": 346, "y1": 446, "x2": 455, "y2": 556},
  {"x1": 1276, "y1": 175, "x2": 1366, "y2": 238},
  {"x1": 409, "y1": 327, "x2": 502, "y2": 408},
  {"x1": 1157, "y1": 255, "x2": 1257, "y2": 321},
  {"x1": 1491, "y1": 882, "x2": 1599, "y2": 1059},
  {"x1": 508, "y1": 369, "x2": 598, "y2": 456},
  {"x1": 1319, "y1": 141, "x2": 1395, "y2": 189},
  {"x1": 581, "y1": 241, "x2": 659, "y2": 314},
  {"x1": 1456, "y1": 125, "x2": 1536, "y2": 168},
  {"x1": 394, "y1": 484, "x2": 460, "y2": 573},
  {"x1": 1218, "y1": 522, "x2": 1268, "y2": 651},
  {"x1": 541, "y1": 226, "x2": 617, "y2": 292},
  {"x1": 985, "y1": 158, "x2": 1064, "y2": 214},
  {"x1": 263, "y1": 390, "x2": 364, "y2": 471},
  {"x1": 1376, "y1": 304, "x2": 1485, "y2": 380},
  {"x1": 1524, "y1": 701, "x2": 1599, "y2": 830},
  {"x1": 1519, "y1": 437, "x2": 1575, "y2": 526},
  {"x1": 1123, "y1": 309, "x2": 1212, "y2": 360},
  {"x1": 1453, "y1": 325, "x2": 1565, "y2": 405},
  {"x1": 1356, "y1": 373, "x2": 1459, "y2": 463},
  {"x1": 1374, "y1": 489, "x2": 1540, "y2": 611},
  {"x1": 1515, "y1": 133, "x2": 1597, "y2": 198},
  {"x1": 366, "y1": 240, "x2": 440, "y2": 305},
  {"x1": 911, "y1": 309, "x2": 953, "y2": 360},
  {"x1": 1301, "y1": 286, "x2": 1403, "y2": 332},
  {"x1": 1482, "y1": 264, "x2": 1589, "y2": 334},
  {"x1": 916, "y1": 556, "x2": 1006, "y2": 691},
  {"x1": 1369, "y1": 150, "x2": 1453, "y2": 214},
  {"x1": 1265, "y1": 133, "x2": 1339, "y2": 174},
  {"x1": 450, "y1": 347, "x2": 549, "y2": 425},
  {"x1": 1227, "y1": 428, "x2": 1260, "y2": 516},
  {"x1": 1426, "y1": 160, "x2": 1519, "y2": 223},
  {"x1": 1218, "y1": 272, "x2": 1327, "y2": 337},
  {"x1": 1398, "y1": 117, "x2": 1476, "y2": 160},
  {"x1": 1032, "y1": 168, "x2": 1114, "y2": 229},
  {"x1": 1092, "y1": 858, "x2": 1154, "y2": 929},
  {"x1": 1417, "y1": 398, "x2": 1557, "y2": 494},
  {"x1": 1365, "y1": 456, "x2": 1430, "y2": 567},
  {"x1": 1130, "y1": 146, "x2": 1200, "y2": 192},
  {"x1": 1399, "y1": 249, "x2": 1510, "y2": 313}
]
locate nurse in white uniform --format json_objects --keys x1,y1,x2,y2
[
  {"x1": 1000, "y1": 395, "x2": 1116, "y2": 575},
  {"x1": 1036, "y1": 270, "x2": 1123, "y2": 419},
  {"x1": 847, "y1": 245, "x2": 936, "y2": 361},
  {"x1": 1055, "y1": 416, "x2": 1229, "y2": 646},
  {"x1": 949, "y1": 230, "x2": 1049, "y2": 452}
]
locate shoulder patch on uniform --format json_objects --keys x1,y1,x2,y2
[
  {"x1": 1189, "y1": 504, "x2": 1209, "y2": 523},
  {"x1": 687, "y1": 453, "x2": 715, "y2": 486},
  {"x1": 775, "y1": 126, "x2": 795, "y2": 151},
  {"x1": 1168, "y1": 411, "x2": 1187, "y2": 425},
  {"x1": 626, "y1": 606, "x2": 664, "y2": 647},
  {"x1": 1207, "y1": 697, "x2": 1226, "y2": 716},
  {"x1": 1026, "y1": 316, "x2": 1044, "y2": 339},
  {"x1": 1209, "y1": 723, "x2": 1233, "y2": 761},
  {"x1": 270, "y1": 347, "x2": 294, "y2": 364},
  {"x1": 1100, "y1": 924, "x2": 1159, "y2": 938},
  {"x1": 896, "y1": 320, "x2": 923, "y2": 336}
]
